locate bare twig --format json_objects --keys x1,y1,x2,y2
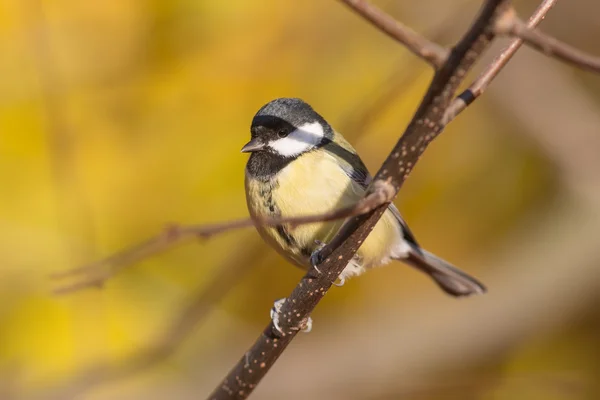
[
  {"x1": 258, "y1": 57, "x2": 600, "y2": 397},
  {"x1": 443, "y1": 0, "x2": 558, "y2": 125},
  {"x1": 339, "y1": 0, "x2": 449, "y2": 68},
  {"x1": 51, "y1": 186, "x2": 393, "y2": 294},
  {"x1": 496, "y1": 12, "x2": 600, "y2": 73},
  {"x1": 208, "y1": 1, "x2": 510, "y2": 399},
  {"x1": 49, "y1": 0, "x2": 600, "y2": 398}
]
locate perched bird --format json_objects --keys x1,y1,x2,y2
[{"x1": 242, "y1": 98, "x2": 485, "y2": 331}]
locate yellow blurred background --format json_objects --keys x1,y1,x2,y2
[{"x1": 1, "y1": 0, "x2": 599, "y2": 399}]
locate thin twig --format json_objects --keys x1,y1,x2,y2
[
  {"x1": 499, "y1": 13, "x2": 600, "y2": 73},
  {"x1": 208, "y1": 1, "x2": 510, "y2": 399},
  {"x1": 49, "y1": 0, "x2": 600, "y2": 397},
  {"x1": 339, "y1": 0, "x2": 449, "y2": 69},
  {"x1": 51, "y1": 187, "x2": 393, "y2": 294},
  {"x1": 443, "y1": 0, "x2": 558, "y2": 125}
]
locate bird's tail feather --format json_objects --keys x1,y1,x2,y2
[{"x1": 403, "y1": 249, "x2": 486, "y2": 297}]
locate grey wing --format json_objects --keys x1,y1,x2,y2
[{"x1": 325, "y1": 141, "x2": 372, "y2": 188}]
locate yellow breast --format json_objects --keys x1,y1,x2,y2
[{"x1": 245, "y1": 150, "x2": 402, "y2": 270}]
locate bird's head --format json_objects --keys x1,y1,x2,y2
[{"x1": 242, "y1": 98, "x2": 332, "y2": 158}]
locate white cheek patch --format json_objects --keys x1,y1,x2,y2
[{"x1": 268, "y1": 121, "x2": 325, "y2": 157}]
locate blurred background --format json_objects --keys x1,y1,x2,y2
[{"x1": 1, "y1": 0, "x2": 599, "y2": 399}]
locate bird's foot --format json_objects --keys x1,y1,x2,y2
[
  {"x1": 310, "y1": 240, "x2": 328, "y2": 274},
  {"x1": 334, "y1": 276, "x2": 346, "y2": 287},
  {"x1": 270, "y1": 298, "x2": 312, "y2": 335}
]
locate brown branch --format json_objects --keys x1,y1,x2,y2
[
  {"x1": 497, "y1": 11, "x2": 600, "y2": 74},
  {"x1": 208, "y1": 1, "x2": 510, "y2": 399},
  {"x1": 50, "y1": 187, "x2": 393, "y2": 294},
  {"x1": 443, "y1": 0, "x2": 558, "y2": 125},
  {"x1": 339, "y1": 0, "x2": 449, "y2": 68},
  {"x1": 258, "y1": 58, "x2": 600, "y2": 396},
  {"x1": 50, "y1": 0, "x2": 600, "y2": 397}
]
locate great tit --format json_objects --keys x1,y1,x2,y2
[{"x1": 242, "y1": 98, "x2": 486, "y2": 301}]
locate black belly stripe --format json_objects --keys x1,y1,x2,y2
[
  {"x1": 256, "y1": 178, "x2": 300, "y2": 250},
  {"x1": 300, "y1": 247, "x2": 312, "y2": 257},
  {"x1": 275, "y1": 225, "x2": 297, "y2": 247}
]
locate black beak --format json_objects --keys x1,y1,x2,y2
[{"x1": 241, "y1": 138, "x2": 265, "y2": 153}]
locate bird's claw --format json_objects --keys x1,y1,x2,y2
[
  {"x1": 334, "y1": 276, "x2": 346, "y2": 287},
  {"x1": 270, "y1": 298, "x2": 312, "y2": 335},
  {"x1": 311, "y1": 240, "x2": 346, "y2": 287},
  {"x1": 270, "y1": 299, "x2": 285, "y2": 335},
  {"x1": 301, "y1": 316, "x2": 313, "y2": 333},
  {"x1": 310, "y1": 240, "x2": 328, "y2": 274}
]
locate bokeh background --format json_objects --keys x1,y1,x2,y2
[{"x1": 1, "y1": 0, "x2": 599, "y2": 399}]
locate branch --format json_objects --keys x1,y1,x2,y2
[
  {"x1": 208, "y1": 1, "x2": 510, "y2": 399},
  {"x1": 339, "y1": 0, "x2": 449, "y2": 68},
  {"x1": 497, "y1": 10, "x2": 600, "y2": 74},
  {"x1": 443, "y1": 0, "x2": 558, "y2": 125},
  {"x1": 258, "y1": 56, "x2": 600, "y2": 398},
  {"x1": 50, "y1": 187, "x2": 393, "y2": 294}
]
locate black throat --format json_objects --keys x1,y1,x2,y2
[
  {"x1": 246, "y1": 151, "x2": 294, "y2": 181},
  {"x1": 245, "y1": 136, "x2": 334, "y2": 181}
]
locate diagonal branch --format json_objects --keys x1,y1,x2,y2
[
  {"x1": 339, "y1": 0, "x2": 449, "y2": 69},
  {"x1": 443, "y1": 0, "x2": 558, "y2": 125},
  {"x1": 208, "y1": 1, "x2": 511, "y2": 399},
  {"x1": 51, "y1": 0, "x2": 600, "y2": 398},
  {"x1": 495, "y1": 10, "x2": 600, "y2": 73},
  {"x1": 50, "y1": 186, "x2": 394, "y2": 294}
]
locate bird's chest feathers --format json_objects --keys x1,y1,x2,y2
[
  {"x1": 246, "y1": 151, "x2": 361, "y2": 254},
  {"x1": 276, "y1": 152, "x2": 356, "y2": 214},
  {"x1": 247, "y1": 153, "x2": 345, "y2": 216}
]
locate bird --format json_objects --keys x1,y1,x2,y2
[{"x1": 242, "y1": 98, "x2": 486, "y2": 332}]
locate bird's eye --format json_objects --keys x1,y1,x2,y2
[{"x1": 277, "y1": 129, "x2": 289, "y2": 138}]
